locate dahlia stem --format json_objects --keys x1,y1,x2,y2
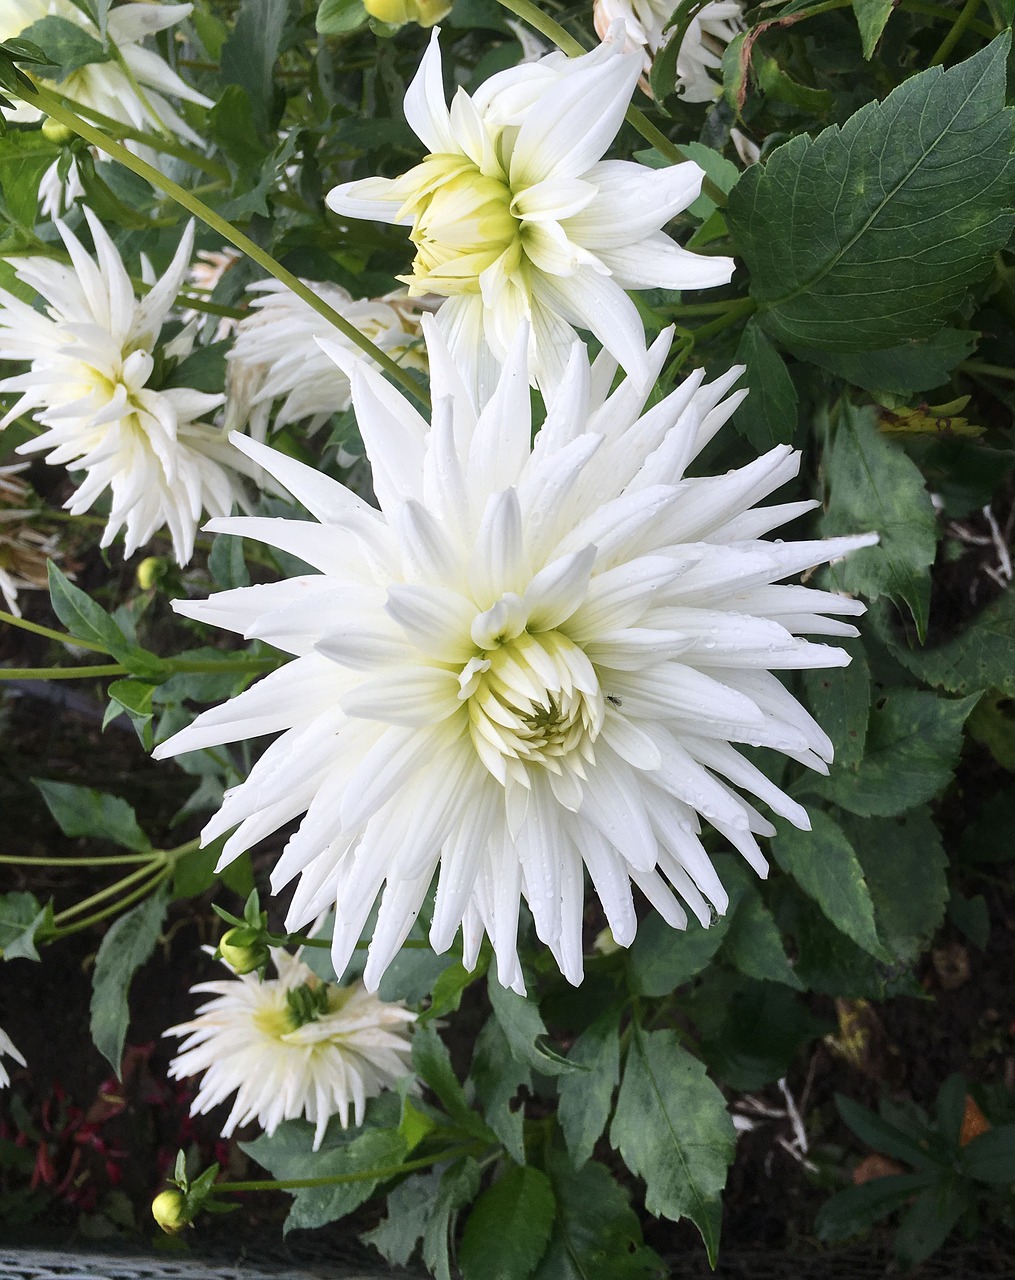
[
  {"x1": 0, "y1": 852, "x2": 156, "y2": 866},
  {"x1": 53, "y1": 860, "x2": 165, "y2": 925},
  {"x1": 928, "y1": 0, "x2": 983, "y2": 63},
  {"x1": 901, "y1": 0, "x2": 993, "y2": 33},
  {"x1": 959, "y1": 360, "x2": 1015, "y2": 382},
  {"x1": 212, "y1": 1143, "x2": 487, "y2": 1194},
  {"x1": 0, "y1": 664, "x2": 127, "y2": 681},
  {"x1": 0, "y1": 655, "x2": 277, "y2": 681},
  {"x1": 689, "y1": 295, "x2": 757, "y2": 342},
  {"x1": 0, "y1": 609, "x2": 111, "y2": 654},
  {"x1": 51, "y1": 866, "x2": 172, "y2": 937},
  {"x1": 23, "y1": 81, "x2": 431, "y2": 413},
  {"x1": 491, "y1": 0, "x2": 728, "y2": 208}
]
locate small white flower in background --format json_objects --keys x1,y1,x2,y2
[
  {"x1": 0, "y1": 211, "x2": 262, "y2": 565},
  {"x1": 593, "y1": 0, "x2": 744, "y2": 102},
  {"x1": 155, "y1": 319, "x2": 876, "y2": 994},
  {"x1": 184, "y1": 247, "x2": 242, "y2": 341},
  {"x1": 0, "y1": 462, "x2": 63, "y2": 617},
  {"x1": 165, "y1": 949, "x2": 416, "y2": 1151},
  {"x1": 1, "y1": 1, "x2": 212, "y2": 140},
  {"x1": 0, "y1": 1025, "x2": 26, "y2": 1088},
  {"x1": 326, "y1": 28, "x2": 734, "y2": 401},
  {"x1": 225, "y1": 280, "x2": 427, "y2": 436}
]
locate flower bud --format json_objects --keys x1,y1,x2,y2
[
  {"x1": 151, "y1": 1188, "x2": 189, "y2": 1234},
  {"x1": 363, "y1": 0, "x2": 451, "y2": 26},
  {"x1": 136, "y1": 557, "x2": 162, "y2": 591},
  {"x1": 42, "y1": 118, "x2": 76, "y2": 145},
  {"x1": 219, "y1": 927, "x2": 269, "y2": 975}
]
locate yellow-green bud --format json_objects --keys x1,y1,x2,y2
[
  {"x1": 42, "y1": 118, "x2": 76, "y2": 145},
  {"x1": 363, "y1": 0, "x2": 451, "y2": 23},
  {"x1": 136, "y1": 557, "x2": 162, "y2": 591},
  {"x1": 594, "y1": 927, "x2": 621, "y2": 957},
  {"x1": 219, "y1": 927, "x2": 268, "y2": 975},
  {"x1": 151, "y1": 1189, "x2": 189, "y2": 1235}
]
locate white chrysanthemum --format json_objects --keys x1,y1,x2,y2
[
  {"x1": 226, "y1": 280, "x2": 426, "y2": 433},
  {"x1": 165, "y1": 950, "x2": 416, "y2": 1151},
  {"x1": 326, "y1": 29, "x2": 733, "y2": 401},
  {"x1": 154, "y1": 319, "x2": 876, "y2": 994},
  {"x1": 0, "y1": 210, "x2": 261, "y2": 564},
  {"x1": 2, "y1": 1, "x2": 211, "y2": 140},
  {"x1": 594, "y1": 0, "x2": 744, "y2": 102},
  {"x1": 0, "y1": 1025, "x2": 26, "y2": 1088}
]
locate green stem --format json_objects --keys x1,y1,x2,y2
[
  {"x1": 929, "y1": 0, "x2": 983, "y2": 63},
  {"x1": 491, "y1": 0, "x2": 727, "y2": 207},
  {"x1": 25, "y1": 82, "x2": 431, "y2": 413},
  {"x1": 901, "y1": 0, "x2": 994, "y2": 34},
  {"x1": 0, "y1": 609, "x2": 111, "y2": 654},
  {"x1": 958, "y1": 360, "x2": 1015, "y2": 383},
  {"x1": 52, "y1": 866, "x2": 171, "y2": 937},
  {"x1": 0, "y1": 852, "x2": 156, "y2": 866},
  {"x1": 669, "y1": 298, "x2": 748, "y2": 317},
  {"x1": 690, "y1": 295, "x2": 757, "y2": 342},
  {"x1": 45, "y1": 88, "x2": 230, "y2": 180},
  {"x1": 210, "y1": 1144, "x2": 486, "y2": 1194},
  {"x1": 53, "y1": 859, "x2": 165, "y2": 925},
  {"x1": 0, "y1": 663, "x2": 127, "y2": 681}
]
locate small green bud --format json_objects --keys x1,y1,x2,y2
[
  {"x1": 152, "y1": 1188, "x2": 189, "y2": 1235},
  {"x1": 42, "y1": 118, "x2": 75, "y2": 145},
  {"x1": 362, "y1": 0, "x2": 451, "y2": 24},
  {"x1": 136, "y1": 556, "x2": 162, "y2": 591},
  {"x1": 219, "y1": 926, "x2": 269, "y2": 975}
]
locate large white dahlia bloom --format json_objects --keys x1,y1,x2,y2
[
  {"x1": 1, "y1": 1, "x2": 211, "y2": 142},
  {"x1": 0, "y1": 211, "x2": 260, "y2": 564},
  {"x1": 326, "y1": 29, "x2": 734, "y2": 401},
  {"x1": 594, "y1": 0, "x2": 744, "y2": 103},
  {"x1": 155, "y1": 319, "x2": 875, "y2": 994},
  {"x1": 165, "y1": 950, "x2": 416, "y2": 1150}
]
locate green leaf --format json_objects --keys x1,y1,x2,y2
[
  {"x1": 220, "y1": 0, "x2": 288, "y2": 135},
  {"x1": 771, "y1": 809, "x2": 881, "y2": 956},
  {"x1": 733, "y1": 320, "x2": 798, "y2": 450},
  {"x1": 487, "y1": 975, "x2": 573, "y2": 1074},
  {"x1": 162, "y1": 340, "x2": 230, "y2": 394},
  {"x1": 411, "y1": 1023, "x2": 493, "y2": 1141},
  {"x1": 420, "y1": 955, "x2": 487, "y2": 1023},
  {"x1": 20, "y1": 16, "x2": 112, "y2": 80},
  {"x1": 626, "y1": 907, "x2": 729, "y2": 997},
  {"x1": 244, "y1": 1120, "x2": 407, "y2": 1232},
  {"x1": 33, "y1": 779, "x2": 151, "y2": 853},
  {"x1": 798, "y1": 329, "x2": 977, "y2": 394},
  {"x1": 851, "y1": 0, "x2": 894, "y2": 58},
  {"x1": 843, "y1": 808, "x2": 948, "y2": 965},
  {"x1": 471, "y1": 1017, "x2": 529, "y2": 1164},
  {"x1": 0, "y1": 129, "x2": 58, "y2": 228},
  {"x1": 317, "y1": 0, "x2": 367, "y2": 33},
  {"x1": 459, "y1": 1165, "x2": 556, "y2": 1280},
  {"x1": 721, "y1": 892, "x2": 803, "y2": 990},
  {"x1": 822, "y1": 403, "x2": 938, "y2": 637},
  {"x1": 0, "y1": 891, "x2": 51, "y2": 961},
  {"x1": 835, "y1": 1094, "x2": 936, "y2": 1167},
  {"x1": 816, "y1": 1173, "x2": 934, "y2": 1242},
  {"x1": 89, "y1": 886, "x2": 169, "y2": 1074},
  {"x1": 803, "y1": 640, "x2": 871, "y2": 769},
  {"x1": 534, "y1": 1149, "x2": 662, "y2": 1280},
  {"x1": 811, "y1": 690, "x2": 977, "y2": 817},
  {"x1": 894, "y1": 1182, "x2": 968, "y2": 1266},
  {"x1": 887, "y1": 584, "x2": 1015, "y2": 696},
  {"x1": 208, "y1": 532, "x2": 250, "y2": 591},
  {"x1": 610, "y1": 1028, "x2": 735, "y2": 1265},
  {"x1": 962, "y1": 1126, "x2": 1015, "y2": 1184},
  {"x1": 363, "y1": 1168, "x2": 438, "y2": 1267},
  {"x1": 47, "y1": 561, "x2": 162, "y2": 675},
  {"x1": 557, "y1": 1013, "x2": 621, "y2": 1168},
  {"x1": 727, "y1": 36, "x2": 1015, "y2": 350},
  {"x1": 756, "y1": 55, "x2": 833, "y2": 114},
  {"x1": 105, "y1": 678, "x2": 155, "y2": 749},
  {"x1": 423, "y1": 1158, "x2": 483, "y2": 1280}
]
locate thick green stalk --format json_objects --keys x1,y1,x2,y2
[
  {"x1": 0, "y1": 609, "x2": 110, "y2": 654},
  {"x1": 929, "y1": 0, "x2": 983, "y2": 63},
  {"x1": 24, "y1": 81, "x2": 431, "y2": 412},
  {"x1": 0, "y1": 663, "x2": 127, "y2": 680},
  {"x1": 212, "y1": 1144, "x2": 487, "y2": 1194},
  {"x1": 492, "y1": 0, "x2": 727, "y2": 207}
]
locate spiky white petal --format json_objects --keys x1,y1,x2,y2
[
  {"x1": 165, "y1": 950, "x2": 416, "y2": 1151},
  {"x1": 0, "y1": 1025, "x2": 26, "y2": 1089}
]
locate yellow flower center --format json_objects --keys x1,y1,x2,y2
[{"x1": 394, "y1": 155, "x2": 522, "y2": 298}]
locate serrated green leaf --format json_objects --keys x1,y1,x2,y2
[
  {"x1": 811, "y1": 689, "x2": 977, "y2": 817},
  {"x1": 0, "y1": 891, "x2": 51, "y2": 961},
  {"x1": 727, "y1": 36, "x2": 1015, "y2": 350},
  {"x1": 626, "y1": 908, "x2": 729, "y2": 997},
  {"x1": 733, "y1": 320, "x2": 797, "y2": 450},
  {"x1": 558, "y1": 1013, "x2": 620, "y2": 1168},
  {"x1": 803, "y1": 640, "x2": 871, "y2": 769},
  {"x1": 822, "y1": 403, "x2": 938, "y2": 638},
  {"x1": 423, "y1": 1158, "x2": 483, "y2": 1280},
  {"x1": 772, "y1": 808, "x2": 882, "y2": 956},
  {"x1": 843, "y1": 808, "x2": 948, "y2": 965},
  {"x1": 610, "y1": 1028, "x2": 735, "y2": 1265},
  {"x1": 534, "y1": 1149, "x2": 662, "y2": 1280},
  {"x1": 47, "y1": 561, "x2": 162, "y2": 675},
  {"x1": 363, "y1": 1168, "x2": 440, "y2": 1268},
  {"x1": 220, "y1": 0, "x2": 288, "y2": 135},
  {"x1": 411, "y1": 1023, "x2": 493, "y2": 1141},
  {"x1": 33, "y1": 779, "x2": 151, "y2": 853},
  {"x1": 471, "y1": 1017, "x2": 529, "y2": 1164},
  {"x1": 851, "y1": 0, "x2": 894, "y2": 58},
  {"x1": 798, "y1": 329, "x2": 977, "y2": 393},
  {"x1": 487, "y1": 975, "x2": 573, "y2": 1074},
  {"x1": 0, "y1": 129, "x2": 58, "y2": 228},
  {"x1": 887, "y1": 584, "x2": 1015, "y2": 696},
  {"x1": 90, "y1": 886, "x2": 169, "y2": 1074},
  {"x1": 459, "y1": 1165, "x2": 556, "y2": 1280},
  {"x1": 419, "y1": 955, "x2": 487, "y2": 1023},
  {"x1": 722, "y1": 892, "x2": 803, "y2": 989}
]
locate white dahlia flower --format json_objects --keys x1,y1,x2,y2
[
  {"x1": 226, "y1": 280, "x2": 426, "y2": 434},
  {"x1": 0, "y1": 1025, "x2": 26, "y2": 1088},
  {"x1": 326, "y1": 29, "x2": 734, "y2": 401},
  {"x1": 165, "y1": 949, "x2": 416, "y2": 1150},
  {"x1": 594, "y1": 0, "x2": 744, "y2": 103},
  {"x1": 154, "y1": 319, "x2": 876, "y2": 994},
  {"x1": 0, "y1": 210, "x2": 260, "y2": 564},
  {"x1": 2, "y1": 1, "x2": 211, "y2": 141}
]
